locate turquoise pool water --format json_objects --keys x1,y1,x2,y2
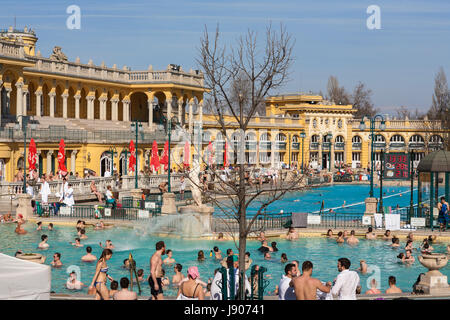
[
  {"x1": 240, "y1": 184, "x2": 445, "y2": 215},
  {"x1": 1, "y1": 222, "x2": 448, "y2": 297}
]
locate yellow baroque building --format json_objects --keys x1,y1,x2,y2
[{"x1": 0, "y1": 27, "x2": 447, "y2": 182}]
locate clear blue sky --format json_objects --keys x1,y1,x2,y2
[{"x1": 1, "y1": 0, "x2": 449, "y2": 114}]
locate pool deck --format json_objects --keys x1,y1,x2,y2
[{"x1": 23, "y1": 216, "x2": 450, "y2": 241}]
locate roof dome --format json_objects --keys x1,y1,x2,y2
[{"x1": 417, "y1": 150, "x2": 450, "y2": 172}]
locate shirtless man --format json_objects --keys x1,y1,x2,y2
[
  {"x1": 81, "y1": 246, "x2": 97, "y2": 262},
  {"x1": 51, "y1": 252, "x2": 63, "y2": 267},
  {"x1": 149, "y1": 241, "x2": 166, "y2": 300},
  {"x1": 291, "y1": 261, "x2": 331, "y2": 300},
  {"x1": 114, "y1": 277, "x2": 138, "y2": 300},
  {"x1": 346, "y1": 230, "x2": 359, "y2": 245},
  {"x1": 365, "y1": 227, "x2": 376, "y2": 240},
  {"x1": 385, "y1": 276, "x2": 402, "y2": 294}
]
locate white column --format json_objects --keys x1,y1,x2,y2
[
  {"x1": 62, "y1": 93, "x2": 68, "y2": 118},
  {"x1": 271, "y1": 134, "x2": 275, "y2": 168},
  {"x1": 178, "y1": 100, "x2": 183, "y2": 124},
  {"x1": 74, "y1": 94, "x2": 80, "y2": 119},
  {"x1": 199, "y1": 101, "x2": 203, "y2": 125},
  {"x1": 35, "y1": 90, "x2": 42, "y2": 118},
  {"x1": 122, "y1": 100, "x2": 130, "y2": 122},
  {"x1": 87, "y1": 95, "x2": 94, "y2": 120},
  {"x1": 188, "y1": 102, "x2": 193, "y2": 133},
  {"x1": 0, "y1": 80, "x2": 2, "y2": 125},
  {"x1": 111, "y1": 98, "x2": 118, "y2": 121},
  {"x1": 99, "y1": 97, "x2": 107, "y2": 120},
  {"x1": 71, "y1": 150, "x2": 78, "y2": 174},
  {"x1": 167, "y1": 100, "x2": 172, "y2": 119},
  {"x1": 46, "y1": 150, "x2": 53, "y2": 175},
  {"x1": 148, "y1": 100, "x2": 153, "y2": 129},
  {"x1": 16, "y1": 82, "x2": 23, "y2": 118},
  {"x1": 49, "y1": 91, "x2": 56, "y2": 118},
  {"x1": 22, "y1": 89, "x2": 28, "y2": 116}
]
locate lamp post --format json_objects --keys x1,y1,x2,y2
[
  {"x1": 163, "y1": 115, "x2": 179, "y2": 193},
  {"x1": 300, "y1": 131, "x2": 306, "y2": 174},
  {"x1": 123, "y1": 147, "x2": 129, "y2": 176},
  {"x1": 15, "y1": 115, "x2": 37, "y2": 193},
  {"x1": 379, "y1": 149, "x2": 384, "y2": 213},
  {"x1": 130, "y1": 120, "x2": 143, "y2": 189},
  {"x1": 108, "y1": 146, "x2": 117, "y2": 176},
  {"x1": 359, "y1": 115, "x2": 386, "y2": 198},
  {"x1": 326, "y1": 132, "x2": 332, "y2": 172}
]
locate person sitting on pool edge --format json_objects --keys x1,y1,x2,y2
[
  {"x1": 385, "y1": 276, "x2": 402, "y2": 294},
  {"x1": 346, "y1": 230, "x2": 359, "y2": 245},
  {"x1": 81, "y1": 246, "x2": 97, "y2": 262},
  {"x1": 365, "y1": 227, "x2": 376, "y2": 240}
]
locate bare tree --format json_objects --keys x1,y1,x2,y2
[
  {"x1": 395, "y1": 106, "x2": 411, "y2": 120},
  {"x1": 428, "y1": 67, "x2": 450, "y2": 150},
  {"x1": 352, "y1": 82, "x2": 377, "y2": 118},
  {"x1": 326, "y1": 76, "x2": 351, "y2": 105},
  {"x1": 194, "y1": 24, "x2": 307, "y2": 299}
]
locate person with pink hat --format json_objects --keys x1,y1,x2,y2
[{"x1": 176, "y1": 266, "x2": 205, "y2": 300}]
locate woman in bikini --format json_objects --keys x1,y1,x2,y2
[
  {"x1": 176, "y1": 266, "x2": 205, "y2": 300},
  {"x1": 89, "y1": 249, "x2": 114, "y2": 300}
]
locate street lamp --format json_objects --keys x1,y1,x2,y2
[
  {"x1": 15, "y1": 115, "x2": 37, "y2": 193},
  {"x1": 163, "y1": 115, "x2": 179, "y2": 193},
  {"x1": 300, "y1": 130, "x2": 306, "y2": 174},
  {"x1": 326, "y1": 132, "x2": 332, "y2": 172},
  {"x1": 108, "y1": 146, "x2": 117, "y2": 176},
  {"x1": 130, "y1": 120, "x2": 143, "y2": 189},
  {"x1": 122, "y1": 147, "x2": 129, "y2": 176},
  {"x1": 359, "y1": 115, "x2": 386, "y2": 198}
]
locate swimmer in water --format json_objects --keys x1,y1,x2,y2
[
  {"x1": 358, "y1": 260, "x2": 368, "y2": 274},
  {"x1": 70, "y1": 237, "x2": 83, "y2": 247},
  {"x1": 38, "y1": 234, "x2": 49, "y2": 249},
  {"x1": 336, "y1": 232, "x2": 345, "y2": 244},
  {"x1": 293, "y1": 199, "x2": 300, "y2": 202}
]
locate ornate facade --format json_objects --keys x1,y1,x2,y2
[{"x1": 0, "y1": 27, "x2": 447, "y2": 182}]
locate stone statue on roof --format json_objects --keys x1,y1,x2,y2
[{"x1": 49, "y1": 46, "x2": 68, "y2": 62}]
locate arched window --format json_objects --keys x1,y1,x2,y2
[
  {"x1": 390, "y1": 135, "x2": 405, "y2": 143},
  {"x1": 17, "y1": 157, "x2": 24, "y2": 170},
  {"x1": 335, "y1": 135, "x2": 345, "y2": 143},
  {"x1": 202, "y1": 130, "x2": 211, "y2": 143},
  {"x1": 409, "y1": 135, "x2": 424, "y2": 143},
  {"x1": 352, "y1": 135, "x2": 362, "y2": 143},
  {"x1": 245, "y1": 132, "x2": 256, "y2": 141},
  {"x1": 374, "y1": 134, "x2": 385, "y2": 142},
  {"x1": 292, "y1": 135, "x2": 299, "y2": 143},
  {"x1": 276, "y1": 133, "x2": 286, "y2": 141},
  {"x1": 311, "y1": 135, "x2": 320, "y2": 143},
  {"x1": 337, "y1": 119, "x2": 343, "y2": 128},
  {"x1": 260, "y1": 132, "x2": 270, "y2": 141},
  {"x1": 312, "y1": 119, "x2": 317, "y2": 128},
  {"x1": 429, "y1": 135, "x2": 443, "y2": 144},
  {"x1": 100, "y1": 152, "x2": 113, "y2": 177}
]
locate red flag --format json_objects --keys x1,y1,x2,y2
[
  {"x1": 183, "y1": 141, "x2": 190, "y2": 168},
  {"x1": 128, "y1": 140, "x2": 136, "y2": 172},
  {"x1": 207, "y1": 141, "x2": 213, "y2": 167},
  {"x1": 224, "y1": 141, "x2": 229, "y2": 167},
  {"x1": 58, "y1": 139, "x2": 67, "y2": 175},
  {"x1": 28, "y1": 138, "x2": 37, "y2": 172},
  {"x1": 160, "y1": 141, "x2": 169, "y2": 171},
  {"x1": 150, "y1": 140, "x2": 160, "y2": 172}
]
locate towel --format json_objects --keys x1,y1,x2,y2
[
  {"x1": 374, "y1": 213, "x2": 383, "y2": 229},
  {"x1": 291, "y1": 212, "x2": 308, "y2": 228}
]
